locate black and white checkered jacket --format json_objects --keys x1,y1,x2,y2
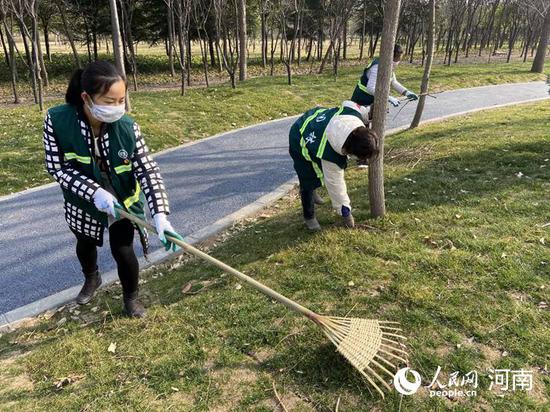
[{"x1": 43, "y1": 110, "x2": 170, "y2": 244}]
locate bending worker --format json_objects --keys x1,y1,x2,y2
[
  {"x1": 351, "y1": 44, "x2": 418, "y2": 109},
  {"x1": 43, "y1": 61, "x2": 182, "y2": 317},
  {"x1": 289, "y1": 101, "x2": 379, "y2": 230}
]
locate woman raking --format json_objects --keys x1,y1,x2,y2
[{"x1": 43, "y1": 61, "x2": 182, "y2": 317}]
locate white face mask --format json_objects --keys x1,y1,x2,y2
[{"x1": 86, "y1": 97, "x2": 125, "y2": 123}]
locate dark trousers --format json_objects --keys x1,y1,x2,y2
[
  {"x1": 75, "y1": 219, "x2": 139, "y2": 295},
  {"x1": 300, "y1": 188, "x2": 315, "y2": 220}
]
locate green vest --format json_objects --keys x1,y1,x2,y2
[
  {"x1": 291, "y1": 105, "x2": 363, "y2": 182},
  {"x1": 48, "y1": 104, "x2": 146, "y2": 226}
]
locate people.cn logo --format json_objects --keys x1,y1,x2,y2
[{"x1": 393, "y1": 367, "x2": 422, "y2": 395}]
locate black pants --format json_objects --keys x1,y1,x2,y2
[
  {"x1": 75, "y1": 219, "x2": 139, "y2": 295},
  {"x1": 300, "y1": 188, "x2": 315, "y2": 220}
]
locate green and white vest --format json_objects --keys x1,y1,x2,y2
[
  {"x1": 48, "y1": 104, "x2": 146, "y2": 226},
  {"x1": 291, "y1": 105, "x2": 363, "y2": 182}
]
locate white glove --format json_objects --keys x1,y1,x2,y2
[
  {"x1": 388, "y1": 96, "x2": 400, "y2": 107},
  {"x1": 93, "y1": 188, "x2": 119, "y2": 218},
  {"x1": 153, "y1": 213, "x2": 182, "y2": 251}
]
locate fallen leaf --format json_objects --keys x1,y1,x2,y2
[
  {"x1": 181, "y1": 282, "x2": 192, "y2": 294},
  {"x1": 423, "y1": 236, "x2": 438, "y2": 248},
  {"x1": 54, "y1": 377, "x2": 72, "y2": 390}
]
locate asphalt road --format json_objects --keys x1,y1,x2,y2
[{"x1": 0, "y1": 81, "x2": 547, "y2": 317}]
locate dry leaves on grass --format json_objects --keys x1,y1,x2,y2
[
  {"x1": 54, "y1": 374, "x2": 84, "y2": 390},
  {"x1": 108, "y1": 342, "x2": 117, "y2": 354}
]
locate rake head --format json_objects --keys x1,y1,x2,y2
[{"x1": 316, "y1": 315, "x2": 408, "y2": 398}]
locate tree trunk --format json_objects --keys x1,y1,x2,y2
[
  {"x1": 411, "y1": 0, "x2": 435, "y2": 128},
  {"x1": 42, "y1": 20, "x2": 51, "y2": 61},
  {"x1": 260, "y1": 6, "x2": 267, "y2": 67},
  {"x1": 92, "y1": 30, "x2": 98, "y2": 60},
  {"x1": 2, "y1": 19, "x2": 19, "y2": 103},
  {"x1": 186, "y1": 36, "x2": 191, "y2": 86},
  {"x1": 359, "y1": 0, "x2": 367, "y2": 60},
  {"x1": 31, "y1": 11, "x2": 43, "y2": 110},
  {"x1": 166, "y1": 0, "x2": 176, "y2": 76},
  {"x1": 108, "y1": 0, "x2": 130, "y2": 110},
  {"x1": 57, "y1": 3, "x2": 81, "y2": 68},
  {"x1": 237, "y1": 0, "x2": 247, "y2": 80},
  {"x1": 531, "y1": 6, "x2": 550, "y2": 73},
  {"x1": 35, "y1": 26, "x2": 49, "y2": 87},
  {"x1": 342, "y1": 19, "x2": 347, "y2": 60},
  {"x1": 18, "y1": 20, "x2": 31, "y2": 67},
  {"x1": 0, "y1": 25, "x2": 9, "y2": 67},
  {"x1": 369, "y1": 0, "x2": 402, "y2": 218}
]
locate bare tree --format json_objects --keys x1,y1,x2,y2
[
  {"x1": 318, "y1": 0, "x2": 355, "y2": 73},
  {"x1": 118, "y1": 0, "x2": 139, "y2": 91},
  {"x1": 11, "y1": 0, "x2": 43, "y2": 109},
  {"x1": 163, "y1": 0, "x2": 177, "y2": 76},
  {"x1": 57, "y1": 0, "x2": 81, "y2": 69},
  {"x1": 0, "y1": 0, "x2": 19, "y2": 103},
  {"x1": 369, "y1": 0, "x2": 402, "y2": 218},
  {"x1": 411, "y1": 0, "x2": 435, "y2": 128},
  {"x1": 174, "y1": 0, "x2": 191, "y2": 94},
  {"x1": 530, "y1": 0, "x2": 550, "y2": 73},
  {"x1": 108, "y1": 0, "x2": 131, "y2": 110},
  {"x1": 213, "y1": 0, "x2": 239, "y2": 88},
  {"x1": 192, "y1": 0, "x2": 213, "y2": 86},
  {"x1": 237, "y1": 0, "x2": 247, "y2": 80},
  {"x1": 277, "y1": 0, "x2": 302, "y2": 85}
]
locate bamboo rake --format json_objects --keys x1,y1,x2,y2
[{"x1": 116, "y1": 207, "x2": 408, "y2": 397}]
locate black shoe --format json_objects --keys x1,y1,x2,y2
[
  {"x1": 123, "y1": 291, "x2": 145, "y2": 318},
  {"x1": 76, "y1": 270, "x2": 102, "y2": 305}
]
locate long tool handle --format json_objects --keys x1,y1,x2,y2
[{"x1": 117, "y1": 208, "x2": 319, "y2": 321}]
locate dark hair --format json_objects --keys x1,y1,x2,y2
[
  {"x1": 343, "y1": 127, "x2": 379, "y2": 160},
  {"x1": 65, "y1": 61, "x2": 126, "y2": 107},
  {"x1": 394, "y1": 44, "x2": 404, "y2": 56}
]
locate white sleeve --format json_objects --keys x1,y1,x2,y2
[
  {"x1": 366, "y1": 64, "x2": 378, "y2": 95},
  {"x1": 391, "y1": 72, "x2": 407, "y2": 95},
  {"x1": 321, "y1": 159, "x2": 350, "y2": 215}
]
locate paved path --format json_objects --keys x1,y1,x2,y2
[{"x1": 0, "y1": 82, "x2": 547, "y2": 322}]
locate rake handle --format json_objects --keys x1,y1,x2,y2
[{"x1": 116, "y1": 208, "x2": 319, "y2": 321}]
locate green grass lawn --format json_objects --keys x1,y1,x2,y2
[
  {"x1": 1, "y1": 101, "x2": 548, "y2": 411},
  {"x1": 0, "y1": 61, "x2": 545, "y2": 196}
]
